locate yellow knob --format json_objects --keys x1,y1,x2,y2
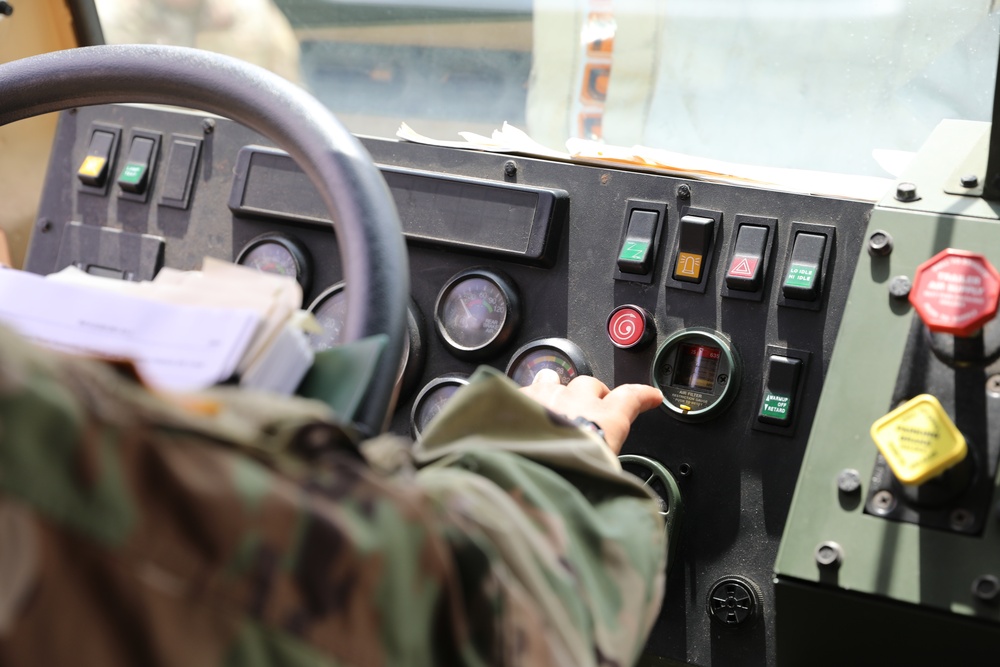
[{"x1": 870, "y1": 394, "x2": 967, "y2": 486}]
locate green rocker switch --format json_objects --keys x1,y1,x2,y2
[{"x1": 618, "y1": 209, "x2": 660, "y2": 275}]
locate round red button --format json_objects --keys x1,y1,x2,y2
[
  {"x1": 909, "y1": 249, "x2": 1000, "y2": 337},
  {"x1": 607, "y1": 305, "x2": 653, "y2": 349}
]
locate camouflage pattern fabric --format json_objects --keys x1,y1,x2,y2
[{"x1": 0, "y1": 324, "x2": 666, "y2": 666}]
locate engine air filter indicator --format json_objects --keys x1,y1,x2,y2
[{"x1": 651, "y1": 328, "x2": 741, "y2": 422}]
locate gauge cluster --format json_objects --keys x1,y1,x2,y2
[{"x1": 33, "y1": 103, "x2": 876, "y2": 667}]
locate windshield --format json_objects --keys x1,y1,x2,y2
[{"x1": 94, "y1": 0, "x2": 1000, "y2": 179}]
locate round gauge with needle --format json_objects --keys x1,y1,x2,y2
[
  {"x1": 434, "y1": 268, "x2": 520, "y2": 359},
  {"x1": 307, "y1": 282, "x2": 426, "y2": 402},
  {"x1": 410, "y1": 374, "x2": 470, "y2": 438},
  {"x1": 505, "y1": 338, "x2": 592, "y2": 387},
  {"x1": 235, "y1": 232, "x2": 312, "y2": 294}
]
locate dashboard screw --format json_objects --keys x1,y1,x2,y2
[
  {"x1": 960, "y1": 174, "x2": 979, "y2": 188},
  {"x1": 201, "y1": 118, "x2": 216, "y2": 134},
  {"x1": 867, "y1": 230, "x2": 893, "y2": 257},
  {"x1": 815, "y1": 541, "x2": 843, "y2": 569},
  {"x1": 950, "y1": 508, "x2": 975, "y2": 531},
  {"x1": 677, "y1": 183, "x2": 691, "y2": 199},
  {"x1": 895, "y1": 182, "x2": 919, "y2": 202},
  {"x1": 37, "y1": 219, "x2": 51, "y2": 233},
  {"x1": 503, "y1": 160, "x2": 517, "y2": 178},
  {"x1": 872, "y1": 490, "x2": 896, "y2": 514},
  {"x1": 888, "y1": 275, "x2": 912, "y2": 299},
  {"x1": 972, "y1": 575, "x2": 1000, "y2": 603},
  {"x1": 837, "y1": 469, "x2": 861, "y2": 494},
  {"x1": 987, "y1": 375, "x2": 1000, "y2": 396}
]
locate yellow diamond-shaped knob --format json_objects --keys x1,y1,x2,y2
[{"x1": 870, "y1": 394, "x2": 967, "y2": 486}]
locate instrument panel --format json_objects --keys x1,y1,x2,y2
[{"x1": 27, "y1": 103, "x2": 875, "y2": 666}]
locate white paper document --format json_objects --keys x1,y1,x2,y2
[{"x1": 0, "y1": 268, "x2": 261, "y2": 391}]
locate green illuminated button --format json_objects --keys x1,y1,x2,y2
[
  {"x1": 619, "y1": 240, "x2": 650, "y2": 262},
  {"x1": 784, "y1": 264, "x2": 815, "y2": 289},
  {"x1": 118, "y1": 163, "x2": 146, "y2": 186},
  {"x1": 759, "y1": 393, "x2": 791, "y2": 420},
  {"x1": 757, "y1": 355, "x2": 802, "y2": 426},
  {"x1": 617, "y1": 209, "x2": 659, "y2": 275},
  {"x1": 782, "y1": 232, "x2": 827, "y2": 301},
  {"x1": 870, "y1": 394, "x2": 967, "y2": 486},
  {"x1": 117, "y1": 136, "x2": 156, "y2": 194}
]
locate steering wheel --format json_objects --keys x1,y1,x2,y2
[{"x1": 0, "y1": 45, "x2": 409, "y2": 435}]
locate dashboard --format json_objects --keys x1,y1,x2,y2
[{"x1": 26, "y1": 102, "x2": 1000, "y2": 666}]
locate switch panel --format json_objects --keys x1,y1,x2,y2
[
  {"x1": 117, "y1": 131, "x2": 161, "y2": 202},
  {"x1": 783, "y1": 233, "x2": 826, "y2": 301},
  {"x1": 664, "y1": 207, "x2": 721, "y2": 294},
  {"x1": 753, "y1": 347, "x2": 810, "y2": 436},
  {"x1": 721, "y1": 214, "x2": 777, "y2": 302},
  {"x1": 159, "y1": 135, "x2": 202, "y2": 210},
  {"x1": 778, "y1": 222, "x2": 836, "y2": 311},
  {"x1": 673, "y1": 215, "x2": 715, "y2": 283},
  {"x1": 726, "y1": 226, "x2": 768, "y2": 291},
  {"x1": 758, "y1": 355, "x2": 802, "y2": 426},
  {"x1": 77, "y1": 125, "x2": 120, "y2": 194},
  {"x1": 618, "y1": 209, "x2": 659, "y2": 275},
  {"x1": 614, "y1": 199, "x2": 668, "y2": 284}
]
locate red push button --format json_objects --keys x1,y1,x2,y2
[
  {"x1": 607, "y1": 305, "x2": 655, "y2": 349},
  {"x1": 909, "y1": 249, "x2": 1000, "y2": 337}
]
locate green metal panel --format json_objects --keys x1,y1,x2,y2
[{"x1": 775, "y1": 203, "x2": 1000, "y2": 621}]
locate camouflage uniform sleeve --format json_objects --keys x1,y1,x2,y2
[{"x1": 0, "y1": 326, "x2": 665, "y2": 667}]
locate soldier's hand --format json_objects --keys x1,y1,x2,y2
[{"x1": 520, "y1": 369, "x2": 663, "y2": 454}]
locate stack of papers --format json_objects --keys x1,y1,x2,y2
[{"x1": 0, "y1": 258, "x2": 315, "y2": 394}]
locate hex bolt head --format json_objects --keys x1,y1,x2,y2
[
  {"x1": 868, "y1": 230, "x2": 894, "y2": 257},
  {"x1": 972, "y1": 575, "x2": 1000, "y2": 603},
  {"x1": 815, "y1": 541, "x2": 844, "y2": 569},
  {"x1": 503, "y1": 160, "x2": 517, "y2": 177},
  {"x1": 960, "y1": 174, "x2": 980, "y2": 188},
  {"x1": 677, "y1": 183, "x2": 691, "y2": 200},
  {"x1": 889, "y1": 275, "x2": 912, "y2": 300},
  {"x1": 201, "y1": 118, "x2": 216, "y2": 134},
  {"x1": 895, "y1": 182, "x2": 919, "y2": 202},
  {"x1": 837, "y1": 469, "x2": 861, "y2": 494}
]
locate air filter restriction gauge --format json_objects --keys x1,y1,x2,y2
[{"x1": 651, "y1": 328, "x2": 741, "y2": 422}]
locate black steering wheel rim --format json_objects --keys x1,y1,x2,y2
[{"x1": 0, "y1": 44, "x2": 409, "y2": 434}]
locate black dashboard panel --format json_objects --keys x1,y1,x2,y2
[{"x1": 27, "y1": 103, "x2": 874, "y2": 667}]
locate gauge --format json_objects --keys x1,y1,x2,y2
[
  {"x1": 619, "y1": 454, "x2": 682, "y2": 570},
  {"x1": 307, "y1": 282, "x2": 426, "y2": 401},
  {"x1": 434, "y1": 268, "x2": 520, "y2": 359},
  {"x1": 410, "y1": 374, "x2": 470, "y2": 438},
  {"x1": 650, "y1": 327, "x2": 741, "y2": 422},
  {"x1": 505, "y1": 338, "x2": 592, "y2": 387},
  {"x1": 235, "y1": 232, "x2": 312, "y2": 294},
  {"x1": 306, "y1": 282, "x2": 349, "y2": 351}
]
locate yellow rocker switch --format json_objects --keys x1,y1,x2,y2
[{"x1": 870, "y1": 394, "x2": 967, "y2": 486}]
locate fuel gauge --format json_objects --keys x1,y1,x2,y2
[
  {"x1": 235, "y1": 232, "x2": 312, "y2": 293},
  {"x1": 506, "y1": 338, "x2": 592, "y2": 387},
  {"x1": 434, "y1": 268, "x2": 520, "y2": 359}
]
